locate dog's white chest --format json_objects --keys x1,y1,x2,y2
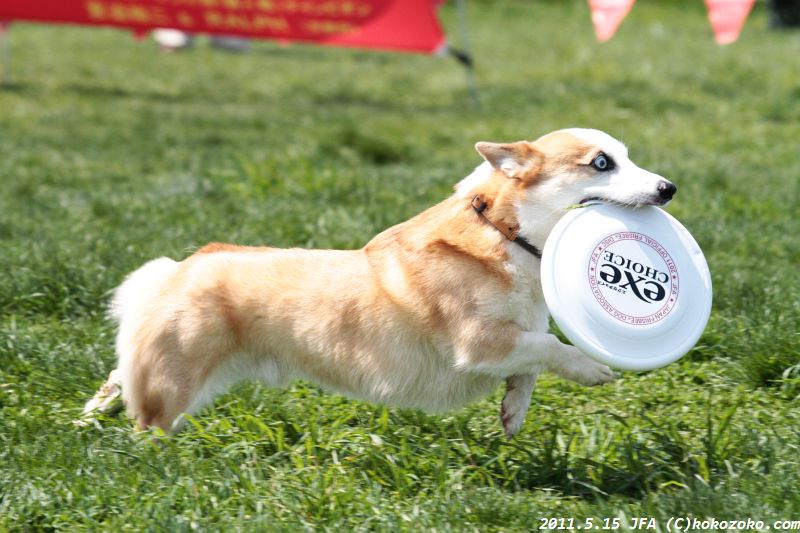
[{"x1": 502, "y1": 258, "x2": 549, "y2": 332}]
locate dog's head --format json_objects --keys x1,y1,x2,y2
[{"x1": 458, "y1": 128, "x2": 676, "y2": 246}]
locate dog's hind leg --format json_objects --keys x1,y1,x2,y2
[
  {"x1": 500, "y1": 374, "x2": 537, "y2": 438},
  {"x1": 76, "y1": 369, "x2": 124, "y2": 426},
  {"x1": 122, "y1": 324, "x2": 242, "y2": 433},
  {"x1": 123, "y1": 340, "x2": 203, "y2": 433}
]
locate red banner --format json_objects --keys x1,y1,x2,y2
[{"x1": 0, "y1": 0, "x2": 446, "y2": 54}]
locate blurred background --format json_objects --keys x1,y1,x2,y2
[{"x1": 1, "y1": 0, "x2": 798, "y2": 529}]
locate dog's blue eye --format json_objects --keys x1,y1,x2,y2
[{"x1": 592, "y1": 153, "x2": 613, "y2": 172}]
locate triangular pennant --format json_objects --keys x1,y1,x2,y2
[
  {"x1": 589, "y1": 0, "x2": 636, "y2": 42},
  {"x1": 705, "y1": 0, "x2": 756, "y2": 45}
]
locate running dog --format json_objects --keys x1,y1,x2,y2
[{"x1": 80, "y1": 128, "x2": 676, "y2": 437}]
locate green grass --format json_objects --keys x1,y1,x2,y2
[{"x1": 1, "y1": 0, "x2": 799, "y2": 530}]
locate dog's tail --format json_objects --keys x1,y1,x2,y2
[
  {"x1": 109, "y1": 257, "x2": 179, "y2": 325},
  {"x1": 78, "y1": 257, "x2": 180, "y2": 426}
]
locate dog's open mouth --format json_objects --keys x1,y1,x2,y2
[
  {"x1": 579, "y1": 197, "x2": 603, "y2": 205},
  {"x1": 580, "y1": 196, "x2": 668, "y2": 208}
]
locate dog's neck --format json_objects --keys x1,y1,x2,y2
[
  {"x1": 457, "y1": 163, "x2": 553, "y2": 257},
  {"x1": 470, "y1": 195, "x2": 542, "y2": 259},
  {"x1": 514, "y1": 200, "x2": 563, "y2": 253}
]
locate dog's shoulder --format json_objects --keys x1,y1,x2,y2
[{"x1": 363, "y1": 196, "x2": 516, "y2": 296}]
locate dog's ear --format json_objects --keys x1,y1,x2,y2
[{"x1": 474, "y1": 141, "x2": 540, "y2": 179}]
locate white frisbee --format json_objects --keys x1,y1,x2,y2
[{"x1": 541, "y1": 203, "x2": 712, "y2": 371}]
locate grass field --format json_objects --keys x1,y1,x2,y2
[{"x1": 1, "y1": 0, "x2": 799, "y2": 530}]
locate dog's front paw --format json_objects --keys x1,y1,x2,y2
[
  {"x1": 574, "y1": 360, "x2": 616, "y2": 386},
  {"x1": 555, "y1": 347, "x2": 617, "y2": 386}
]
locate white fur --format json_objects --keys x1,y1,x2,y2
[
  {"x1": 455, "y1": 161, "x2": 494, "y2": 198},
  {"x1": 559, "y1": 128, "x2": 667, "y2": 208},
  {"x1": 112, "y1": 257, "x2": 179, "y2": 427}
]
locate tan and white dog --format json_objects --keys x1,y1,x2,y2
[{"x1": 81, "y1": 128, "x2": 676, "y2": 437}]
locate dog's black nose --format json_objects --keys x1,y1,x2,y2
[{"x1": 657, "y1": 181, "x2": 677, "y2": 201}]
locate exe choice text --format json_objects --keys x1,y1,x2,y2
[{"x1": 598, "y1": 250, "x2": 669, "y2": 303}]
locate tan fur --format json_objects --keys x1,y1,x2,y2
[
  {"x1": 116, "y1": 191, "x2": 520, "y2": 429},
  {"x1": 82, "y1": 129, "x2": 676, "y2": 436},
  {"x1": 533, "y1": 132, "x2": 598, "y2": 174}
]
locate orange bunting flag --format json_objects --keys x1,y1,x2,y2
[
  {"x1": 705, "y1": 0, "x2": 756, "y2": 45},
  {"x1": 588, "y1": 0, "x2": 636, "y2": 42}
]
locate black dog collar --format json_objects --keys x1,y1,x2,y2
[{"x1": 471, "y1": 195, "x2": 543, "y2": 259}]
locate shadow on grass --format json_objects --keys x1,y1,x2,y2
[
  {"x1": 66, "y1": 379, "x2": 779, "y2": 510},
  {"x1": 61, "y1": 82, "x2": 185, "y2": 103},
  {"x1": 252, "y1": 43, "x2": 395, "y2": 64},
  {"x1": 0, "y1": 81, "x2": 31, "y2": 92},
  {"x1": 493, "y1": 403, "x2": 750, "y2": 500},
  {"x1": 505, "y1": 425, "x2": 691, "y2": 499}
]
